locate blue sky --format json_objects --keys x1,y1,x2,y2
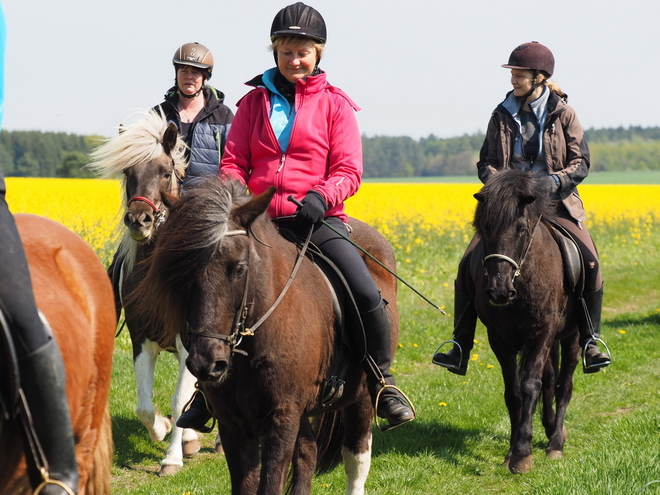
[{"x1": 3, "y1": 0, "x2": 658, "y2": 139}]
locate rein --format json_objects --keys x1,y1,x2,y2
[
  {"x1": 483, "y1": 214, "x2": 543, "y2": 283},
  {"x1": 187, "y1": 227, "x2": 313, "y2": 356}
]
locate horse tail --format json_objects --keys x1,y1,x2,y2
[
  {"x1": 82, "y1": 404, "x2": 113, "y2": 495},
  {"x1": 313, "y1": 411, "x2": 345, "y2": 475}
]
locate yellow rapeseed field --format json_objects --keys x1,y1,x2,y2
[{"x1": 5, "y1": 178, "x2": 659, "y2": 264}]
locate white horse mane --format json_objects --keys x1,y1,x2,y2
[{"x1": 87, "y1": 109, "x2": 189, "y2": 270}]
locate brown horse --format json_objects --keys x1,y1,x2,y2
[
  {"x1": 87, "y1": 110, "x2": 204, "y2": 475},
  {"x1": 132, "y1": 179, "x2": 400, "y2": 494},
  {"x1": 0, "y1": 214, "x2": 115, "y2": 494},
  {"x1": 471, "y1": 169, "x2": 580, "y2": 473}
]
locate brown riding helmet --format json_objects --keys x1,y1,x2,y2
[
  {"x1": 502, "y1": 41, "x2": 554, "y2": 77},
  {"x1": 173, "y1": 42, "x2": 214, "y2": 80}
]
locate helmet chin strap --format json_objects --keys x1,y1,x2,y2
[
  {"x1": 178, "y1": 86, "x2": 203, "y2": 99},
  {"x1": 519, "y1": 71, "x2": 544, "y2": 111}
]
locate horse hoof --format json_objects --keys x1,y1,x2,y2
[
  {"x1": 562, "y1": 425, "x2": 568, "y2": 442},
  {"x1": 215, "y1": 439, "x2": 224, "y2": 454},
  {"x1": 158, "y1": 463, "x2": 182, "y2": 477},
  {"x1": 183, "y1": 439, "x2": 201, "y2": 457},
  {"x1": 508, "y1": 455, "x2": 533, "y2": 474},
  {"x1": 547, "y1": 449, "x2": 563, "y2": 460}
]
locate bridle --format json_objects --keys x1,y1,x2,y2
[
  {"x1": 483, "y1": 214, "x2": 543, "y2": 283},
  {"x1": 186, "y1": 227, "x2": 313, "y2": 356},
  {"x1": 127, "y1": 195, "x2": 167, "y2": 229}
]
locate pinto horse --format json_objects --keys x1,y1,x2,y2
[
  {"x1": 471, "y1": 169, "x2": 581, "y2": 473},
  {"x1": 87, "y1": 110, "x2": 203, "y2": 476},
  {"x1": 0, "y1": 214, "x2": 115, "y2": 494},
  {"x1": 132, "y1": 179, "x2": 401, "y2": 494}
]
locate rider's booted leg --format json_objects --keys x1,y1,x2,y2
[
  {"x1": 580, "y1": 284, "x2": 611, "y2": 374},
  {"x1": 432, "y1": 282, "x2": 477, "y2": 375},
  {"x1": 19, "y1": 338, "x2": 79, "y2": 495},
  {"x1": 176, "y1": 388, "x2": 214, "y2": 433},
  {"x1": 362, "y1": 299, "x2": 414, "y2": 428}
]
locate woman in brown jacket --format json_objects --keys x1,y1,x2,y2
[{"x1": 433, "y1": 41, "x2": 610, "y2": 375}]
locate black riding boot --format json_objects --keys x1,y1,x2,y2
[
  {"x1": 432, "y1": 282, "x2": 477, "y2": 375},
  {"x1": 580, "y1": 284, "x2": 611, "y2": 373},
  {"x1": 176, "y1": 388, "x2": 214, "y2": 433},
  {"x1": 362, "y1": 299, "x2": 415, "y2": 428},
  {"x1": 19, "y1": 338, "x2": 79, "y2": 495}
]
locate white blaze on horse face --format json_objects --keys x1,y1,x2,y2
[{"x1": 342, "y1": 432, "x2": 372, "y2": 495}]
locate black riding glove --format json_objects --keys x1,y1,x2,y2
[{"x1": 296, "y1": 190, "x2": 327, "y2": 226}]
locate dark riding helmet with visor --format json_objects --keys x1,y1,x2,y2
[
  {"x1": 502, "y1": 41, "x2": 554, "y2": 100},
  {"x1": 270, "y1": 2, "x2": 327, "y2": 43}
]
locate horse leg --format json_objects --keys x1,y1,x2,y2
[
  {"x1": 541, "y1": 342, "x2": 558, "y2": 453},
  {"x1": 508, "y1": 341, "x2": 552, "y2": 474},
  {"x1": 221, "y1": 426, "x2": 260, "y2": 495},
  {"x1": 159, "y1": 337, "x2": 200, "y2": 476},
  {"x1": 546, "y1": 335, "x2": 579, "y2": 460},
  {"x1": 259, "y1": 411, "x2": 301, "y2": 494},
  {"x1": 342, "y1": 399, "x2": 373, "y2": 495},
  {"x1": 289, "y1": 417, "x2": 318, "y2": 495},
  {"x1": 134, "y1": 339, "x2": 172, "y2": 442},
  {"x1": 491, "y1": 347, "x2": 521, "y2": 468}
]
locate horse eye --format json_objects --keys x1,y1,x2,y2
[
  {"x1": 163, "y1": 172, "x2": 172, "y2": 180},
  {"x1": 233, "y1": 263, "x2": 247, "y2": 279}
]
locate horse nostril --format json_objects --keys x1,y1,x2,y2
[{"x1": 212, "y1": 360, "x2": 228, "y2": 375}]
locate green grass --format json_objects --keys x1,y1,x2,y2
[
  {"x1": 364, "y1": 170, "x2": 660, "y2": 184},
  {"x1": 109, "y1": 223, "x2": 660, "y2": 494}
]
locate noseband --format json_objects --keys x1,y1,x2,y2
[
  {"x1": 186, "y1": 227, "x2": 313, "y2": 356},
  {"x1": 483, "y1": 215, "x2": 542, "y2": 283},
  {"x1": 127, "y1": 195, "x2": 167, "y2": 228}
]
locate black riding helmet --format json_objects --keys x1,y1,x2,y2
[{"x1": 270, "y1": 2, "x2": 327, "y2": 43}]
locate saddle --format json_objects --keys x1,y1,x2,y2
[
  {"x1": 467, "y1": 220, "x2": 584, "y2": 294},
  {"x1": 280, "y1": 230, "x2": 367, "y2": 411}
]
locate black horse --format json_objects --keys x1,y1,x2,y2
[{"x1": 472, "y1": 169, "x2": 581, "y2": 473}]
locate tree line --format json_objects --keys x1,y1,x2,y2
[{"x1": 1, "y1": 126, "x2": 659, "y2": 179}]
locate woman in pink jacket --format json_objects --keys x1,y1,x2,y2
[{"x1": 177, "y1": 2, "x2": 414, "y2": 431}]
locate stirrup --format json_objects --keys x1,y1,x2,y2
[
  {"x1": 432, "y1": 339, "x2": 464, "y2": 370},
  {"x1": 582, "y1": 337, "x2": 612, "y2": 373},
  {"x1": 34, "y1": 467, "x2": 76, "y2": 495},
  {"x1": 373, "y1": 382, "x2": 416, "y2": 433},
  {"x1": 179, "y1": 389, "x2": 216, "y2": 434}
]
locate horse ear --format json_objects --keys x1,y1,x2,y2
[
  {"x1": 232, "y1": 186, "x2": 276, "y2": 228},
  {"x1": 474, "y1": 192, "x2": 485, "y2": 202},
  {"x1": 162, "y1": 123, "x2": 179, "y2": 156}
]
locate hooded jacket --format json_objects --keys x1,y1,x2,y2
[
  {"x1": 156, "y1": 85, "x2": 234, "y2": 187},
  {"x1": 220, "y1": 70, "x2": 362, "y2": 222},
  {"x1": 477, "y1": 89, "x2": 590, "y2": 223}
]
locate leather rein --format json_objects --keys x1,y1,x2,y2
[
  {"x1": 186, "y1": 227, "x2": 313, "y2": 356},
  {"x1": 483, "y1": 214, "x2": 543, "y2": 283}
]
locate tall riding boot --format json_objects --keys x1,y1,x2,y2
[
  {"x1": 176, "y1": 387, "x2": 214, "y2": 433},
  {"x1": 362, "y1": 299, "x2": 415, "y2": 428},
  {"x1": 432, "y1": 282, "x2": 477, "y2": 375},
  {"x1": 19, "y1": 338, "x2": 79, "y2": 495},
  {"x1": 580, "y1": 284, "x2": 611, "y2": 373}
]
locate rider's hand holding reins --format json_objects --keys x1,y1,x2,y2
[{"x1": 295, "y1": 190, "x2": 327, "y2": 226}]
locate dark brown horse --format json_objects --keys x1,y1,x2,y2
[
  {"x1": 132, "y1": 179, "x2": 400, "y2": 494},
  {"x1": 87, "y1": 110, "x2": 203, "y2": 475},
  {"x1": 0, "y1": 214, "x2": 116, "y2": 494},
  {"x1": 472, "y1": 169, "x2": 580, "y2": 474}
]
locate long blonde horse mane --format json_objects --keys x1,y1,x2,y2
[{"x1": 87, "y1": 109, "x2": 189, "y2": 270}]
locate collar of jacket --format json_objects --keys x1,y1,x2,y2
[{"x1": 164, "y1": 85, "x2": 225, "y2": 110}]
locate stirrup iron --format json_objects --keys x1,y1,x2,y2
[
  {"x1": 582, "y1": 337, "x2": 612, "y2": 372},
  {"x1": 373, "y1": 382, "x2": 416, "y2": 433},
  {"x1": 432, "y1": 339, "x2": 464, "y2": 370}
]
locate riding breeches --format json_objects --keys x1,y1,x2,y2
[
  {"x1": 0, "y1": 173, "x2": 50, "y2": 357},
  {"x1": 276, "y1": 216, "x2": 382, "y2": 312}
]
